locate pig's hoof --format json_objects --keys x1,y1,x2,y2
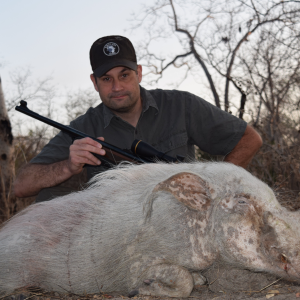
[
  {"x1": 128, "y1": 289, "x2": 139, "y2": 297},
  {"x1": 191, "y1": 272, "x2": 207, "y2": 286},
  {"x1": 144, "y1": 279, "x2": 155, "y2": 285}
]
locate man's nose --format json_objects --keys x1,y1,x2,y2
[{"x1": 112, "y1": 79, "x2": 123, "y2": 92}]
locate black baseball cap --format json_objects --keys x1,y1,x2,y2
[{"x1": 90, "y1": 35, "x2": 137, "y2": 78}]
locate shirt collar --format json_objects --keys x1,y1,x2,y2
[
  {"x1": 140, "y1": 85, "x2": 158, "y2": 113},
  {"x1": 103, "y1": 104, "x2": 116, "y2": 128},
  {"x1": 103, "y1": 85, "x2": 159, "y2": 128}
]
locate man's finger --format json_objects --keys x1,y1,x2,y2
[
  {"x1": 73, "y1": 137, "x2": 103, "y2": 149},
  {"x1": 70, "y1": 150, "x2": 101, "y2": 165},
  {"x1": 72, "y1": 139, "x2": 106, "y2": 155},
  {"x1": 71, "y1": 143, "x2": 105, "y2": 157}
]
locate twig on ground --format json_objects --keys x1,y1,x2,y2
[{"x1": 259, "y1": 278, "x2": 282, "y2": 292}]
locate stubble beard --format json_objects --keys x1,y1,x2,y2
[{"x1": 105, "y1": 91, "x2": 139, "y2": 113}]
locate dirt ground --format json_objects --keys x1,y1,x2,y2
[{"x1": 4, "y1": 280, "x2": 300, "y2": 300}]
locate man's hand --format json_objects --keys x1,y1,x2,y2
[
  {"x1": 224, "y1": 125, "x2": 262, "y2": 168},
  {"x1": 14, "y1": 137, "x2": 106, "y2": 197},
  {"x1": 67, "y1": 137, "x2": 106, "y2": 175}
]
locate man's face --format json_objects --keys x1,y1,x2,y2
[{"x1": 90, "y1": 65, "x2": 142, "y2": 113}]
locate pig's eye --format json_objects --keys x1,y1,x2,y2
[
  {"x1": 281, "y1": 254, "x2": 288, "y2": 263},
  {"x1": 238, "y1": 200, "x2": 246, "y2": 204}
]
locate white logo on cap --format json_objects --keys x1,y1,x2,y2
[{"x1": 103, "y1": 42, "x2": 119, "y2": 56}]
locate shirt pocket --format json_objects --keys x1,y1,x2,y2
[{"x1": 153, "y1": 131, "x2": 188, "y2": 154}]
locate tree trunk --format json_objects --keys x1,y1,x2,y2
[{"x1": 0, "y1": 76, "x2": 15, "y2": 223}]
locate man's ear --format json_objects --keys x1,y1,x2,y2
[
  {"x1": 137, "y1": 65, "x2": 142, "y2": 83},
  {"x1": 90, "y1": 74, "x2": 99, "y2": 92}
]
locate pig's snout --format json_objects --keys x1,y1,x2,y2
[{"x1": 261, "y1": 211, "x2": 300, "y2": 280}]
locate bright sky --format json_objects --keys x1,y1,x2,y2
[
  {"x1": 0, "y1": 0, "x2": 147, "y2": 91},
  {"x1": 0, "y1": 0, "x2": 218, "y2": 136},
  {"x1": 1, "y1": 0, "x2": 212, "y2": 92}
]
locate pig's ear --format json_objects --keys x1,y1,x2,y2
[{"x1": 154, "y1": 172, "x2": 211, "y2": 212}]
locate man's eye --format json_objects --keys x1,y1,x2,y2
[
  {"x1": 122, "y1": 73, "x2": 129, "y2": 78},
  {"x1": 102, "y1": 77, "x2": 110, "y2": 82}
]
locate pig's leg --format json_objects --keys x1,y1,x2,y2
[{"x1": 129, "y1": 264, "x2": 194, "y2": 298}]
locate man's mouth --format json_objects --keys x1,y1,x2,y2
[{"x1": 110, "y1": 93, "x2": 129, "y2": 99}]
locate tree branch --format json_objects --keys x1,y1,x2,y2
[{"x1": 169, "y1": 0, "x2": 221, "y2": 108}]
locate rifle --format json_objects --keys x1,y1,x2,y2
[{"x1": 15, "y1": 101, "x2": 184, "y2": 167}]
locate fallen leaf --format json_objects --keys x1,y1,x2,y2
[
  {"x1": 296, "y1": 292, "x2": 300, "y2": 297},
  {"x1": 268, "y1": 290, "x2": 280, "y2": 294},
  {"x1": 266, "y1": 294, "x2": 275, "y2": 299}
]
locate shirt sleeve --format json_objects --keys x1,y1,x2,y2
[
  {"x1": 185, "y1": 93, "x2": 247, "y2": 156},
  {"x1": 30, "y1": 129, "x2": 73, "y2": 164},
  {"x1": 29, "y1": 111, "x2": 90, "y2": 165}
]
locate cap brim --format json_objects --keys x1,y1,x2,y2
[{"x1": 93, "y1": 59, "x2": 137, "y2": 77}]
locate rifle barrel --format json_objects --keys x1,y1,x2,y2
[{"x1": 15, "y1": 100, "x2": 150, "y2": 165}]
